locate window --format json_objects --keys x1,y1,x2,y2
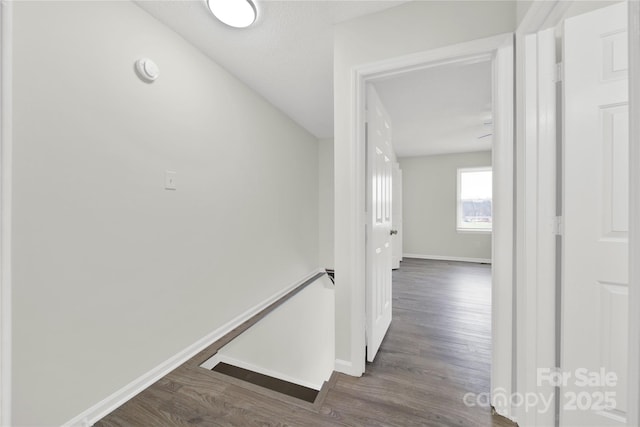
[{"x1": 457, "y1": 167, "x2": 492, "y2": 232}]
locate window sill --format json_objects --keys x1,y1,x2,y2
[{"x1": 457, "y1": 228, "x2": 492, "y2": 234}]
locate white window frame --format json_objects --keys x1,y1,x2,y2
[{"x1": 456, "y1": 166, "x2": 493, "y2": 233}]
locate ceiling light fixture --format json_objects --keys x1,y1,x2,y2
[{"x1": 207, "y1": 0, "x2": 257, "y2": 28}]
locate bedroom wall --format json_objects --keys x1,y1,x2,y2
[{"x1": 399, "y1": 151, "x2": 493, "y2": 262}]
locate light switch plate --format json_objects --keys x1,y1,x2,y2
[{"x1": 165, "y1": 171, "x2": 176, "y2": 190}]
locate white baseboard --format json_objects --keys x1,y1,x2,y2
[
  {"x1": 334, "y1": 358, "x2": 353, "y2": 375},
  {"x1": 403, "y1": 253, "x2": 492, "y2": 264},
  {"x1": 63, "y1": 268, "x2": 325, "y2": 427}
]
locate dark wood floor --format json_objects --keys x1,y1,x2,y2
[{"x1": 97, "y1": 259, "x2": 515, "y2": 426}]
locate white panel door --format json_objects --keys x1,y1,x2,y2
[
  {"x1": 366, "y1": 85, "x2": 393, "y2": 362},
  {"x1": 392, "y1": 163, "x2": 403, "y2": 269},
  {"x1": 563, "y1": 3, "x2": 628, "y2": 425}
]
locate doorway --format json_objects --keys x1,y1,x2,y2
[
  {"x1": 352, "y1": 33, "x2": 515, "y2": 419},
  {"x1": 362, "y1": 56, "x2": 505, "y2": 418},
  {"x1": 373, "y1": 59, "x2": 495, "y2": 263}
]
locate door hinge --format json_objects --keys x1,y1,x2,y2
[
  {"x1": 554, "y1": 62, "x2": 563, "y2": 83},
  {"x1": 552, "y1": 216, "x2": 564, "y2": 236}
]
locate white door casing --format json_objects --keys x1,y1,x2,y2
[
  {"x1": 365, "y1": 85, "x2": 393, "y2": 362},
  {"x1": 490, "y1": 35, "x2": 515, "y2": 420},
  {"x1": 562, "y1": 3, "x2": 629, "y2": 425},
  {"x1": 628, "y1": 2, "x2": 640, "y2": 425},
  {"x1": 518, "y1": 27, "x2": 558, "y2": 426},
  {"x1": 345, "y1": 35, "x2": 514, "y2": 422},
  {"x1": 392, "y1": 163, "x2": 402, "y2": 269}
]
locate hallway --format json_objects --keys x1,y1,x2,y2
[
  {"x1": 372, "y1": 258, "x2": 509, "y2": 426},
  {"x1": 98, "y1": 259, "x2": 513, "y2": 426}
]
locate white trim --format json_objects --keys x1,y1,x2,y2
[
  {"x1": 514, "y1": 27, "x2": 559, "y2": 427},
  {"x1": 354, "y1": 34, "x2": 506, "y2": 80},
  {"x1": 403, "y1": 254, "x2": 491, "y2": 264},
  {"x1": 199, "y1": 354, "x2": 324, "y2": 391},
  {"x1": 62, "y1": 269, "x2": 324, "y2": 427},
  {"x1": 333, "y1": 358, "x2": 352, "y2": 375},
  {"x1": 532, "y1": 27, "x2": 558, "y2": 427},
  {"x1": 0, "y1": 2, "x2": 12, "y2": 426},
  {"x1": 346, "y1": 33, "x2": 515, "y2": 421},
  {"x1": 628, "y1": 1, "x2": 640, "y2": 425},
  {"x1": 344, "y1": 64, "x2": 367, "y2": 378},
  {"x1": 517, "y1": 0, "x2": 572, "y2": 35},
  {"x1": 489, "y1": 35, "x2": 515, "y2": 421},
  {"x1": 514, "y1": 2, "x2": 570, "y2": 425},
  {"x1": 456, "y1": 230, "x2": 491, "y2": 235},
  {"x1": 535, "y1": 28, "x2": 558, "y2": 427}
]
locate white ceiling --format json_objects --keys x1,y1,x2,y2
[
  {"x1": 135, "y1": 0, "x2": 407, "y2": 139},
  {"x1": 373, "y1": 60, "x2": 493, "y2": 158}
]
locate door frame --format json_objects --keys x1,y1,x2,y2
[
  {"x1": 347, "y1": 32, "x2": 515, "y2": 419},
  {"x1": 0, "y1": 1, "x2": 12, "y2": 425},
  {"x1": 628, "y1": 1, "x2": 640, "y2": 425},
  {"x1": 519, "y1": 1, "x2": 640, "y2": 425},
  {"x1": 515, "y1": 2, "x2": 569, "y2": 425},
  {"x1": 516, "y1": 28, "x2": 558, "y2": 426}
]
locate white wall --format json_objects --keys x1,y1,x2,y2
[
  {"x1": 211, "y1": 276, "x2": 334, "y2": 390},
  {"x1": 11, "y1": 1, "x2": 319, "y2": 425},
  {"x1": 334, "y1": 0, "x2": 516, "y2": 370},
  {"x1": 318, "y1": 138, "x2": 334, "y2": 269},
  {"x1": 516, "y1": 0, "x2": 533, "y2": 26},
  {"x1": 399, "y1": 151, "x2": 492, "y2": 262}
]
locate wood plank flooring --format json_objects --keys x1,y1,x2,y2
[{"x1": 97, "y1": 259, "x2": 515, "y2": 426}]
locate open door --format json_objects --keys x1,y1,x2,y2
[
  {"x1": 365, "y1": 85, "x2": 393, "y2": 362},
  {"x1": 562, "y1": 3, "x2": 629, "y2": 425}
]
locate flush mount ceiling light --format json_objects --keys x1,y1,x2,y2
[{"x1": 207, "y1": 0, "x2": 257, "y2": 28}]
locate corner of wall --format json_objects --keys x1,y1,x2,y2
[{"x1": 318, "y1": 138, "x2": 335, "y2": 270}]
